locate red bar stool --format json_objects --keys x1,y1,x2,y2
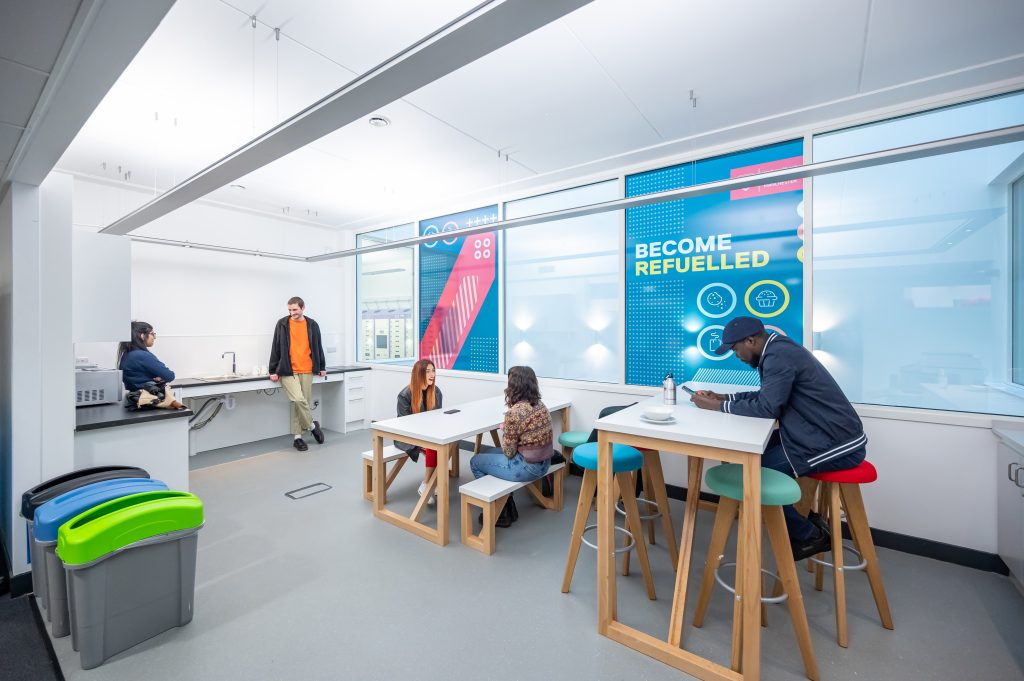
[{"x1": 807, "y1": 460, "x2": 894, "y2": 647}]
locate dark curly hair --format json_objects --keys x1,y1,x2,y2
[{"x1": 504, "y1": 365, "x2": 541, "y2": 408}]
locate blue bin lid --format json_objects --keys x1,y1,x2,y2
[{"x1": 33, "y1": 478, "x2": 168, "y2": 543}]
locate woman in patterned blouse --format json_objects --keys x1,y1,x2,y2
[{"x1": 469, "y1": 365, "x2": 554, "y2": 526}]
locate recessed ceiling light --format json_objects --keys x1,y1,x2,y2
[
  {"x1": 368, "y1": 116, "x2": 391, "y2": 128},
  {"x1": 229, "y1": 184, "x2": 246, "y2": 189}
]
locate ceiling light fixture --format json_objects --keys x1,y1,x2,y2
[{"x1": 368, "y1": 116, "x2": 391, "y2": 128}]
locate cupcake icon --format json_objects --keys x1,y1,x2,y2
[{"x1": 756, "y1": 290, "x2": 778, "y2": 309}]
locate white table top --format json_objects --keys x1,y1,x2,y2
[
  {"x1": 371, "y1": 391, "x2": 572, "y2": 445},
  {"x1": 595, "y1": 394, "x2": 775, "y2": 454}
]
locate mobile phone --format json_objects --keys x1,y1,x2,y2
[
  {"x1": 680, "y1": 384, "x2": 696, "y2": 396},
  {"x1": 444, "y1": 409, "x2": 461, "y2": 414}
]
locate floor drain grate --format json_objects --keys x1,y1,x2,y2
[{"x1": 285, "y1": 482, "x2": 332, "y2": 500}]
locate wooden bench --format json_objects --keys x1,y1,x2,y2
[
  {"x1": 361, "y1": 446, "x2": 408, "y2": 502},
  {"x1": 459, "y1": 462, "x2": 566, "y2": 555}
]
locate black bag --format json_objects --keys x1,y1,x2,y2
[{"x1": 124, "y1": 381, "x2": 167, "y2": 411}]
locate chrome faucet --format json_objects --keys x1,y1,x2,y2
[{"x1": 222, "y1": 351, "x2": 236, "y2": 375}]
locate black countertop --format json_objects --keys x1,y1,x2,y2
[
  {"x1": 172, "y1": 365, "x2": 369, "y2": 389},
  {"x1": 75, "y1": 403, "x2": 194, "y2": 432}
]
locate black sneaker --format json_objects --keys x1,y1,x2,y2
[
  {"x1": 311, "y1": 421, "x2": 325, "y2": 444},
  {"x1": 791, "y1": 527, "x2": 831, "y2": 561},
  {"x1": 293, "y1": 438, "x2": 309, "y2": 452},
  {"x1": 808, "y1": 511, "x2": 830, "y2": 537}
]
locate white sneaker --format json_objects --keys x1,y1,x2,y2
[{"x1": 418, "y1": 482, "x2": 436, "y2": 506}]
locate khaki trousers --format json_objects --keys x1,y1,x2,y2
[{"x1": 280, "y1": 373, "x2": 314, "y2": 436}]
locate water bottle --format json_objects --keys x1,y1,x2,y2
[{"x1": 663, "y1": 372, "x2": 677, "y2": 405}]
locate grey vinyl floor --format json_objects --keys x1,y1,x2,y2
[{"x1": 48, "y1": 429, "x2": 1024, "y2": 680}]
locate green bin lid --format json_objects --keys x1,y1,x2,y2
[{"x1": 57, "y1": 491, "x2": 203, "y2": 566}]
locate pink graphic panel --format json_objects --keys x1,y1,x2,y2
[
  {"x1": 729, "y1": 156, "x2": 803, "y2": 200},
  {"x1": 419, "y1": 233, "x2": 497, "y2": 369}
]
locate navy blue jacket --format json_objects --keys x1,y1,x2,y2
[
  {"x1": 119, "y1": 350, "x2": 175, "y2": 391},
  {"x1": 720, "y1": 333, "x2": 866, "y2": 475}
]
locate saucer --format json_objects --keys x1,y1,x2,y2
[{"x1": 640, "y1": 414, "x2": 677, "y2": 425}]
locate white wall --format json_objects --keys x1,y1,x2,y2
[
  {"x1": 72, "y1": 176, "x2": 348, "y2": 379},
  {"x1": 366, "y1": 366, "x2": 1009, "y2": 554},
  {"x1": 0, "y1": 179, "x2": 75, "y2": 576}
]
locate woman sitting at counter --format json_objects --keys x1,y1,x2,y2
[
  {"x1": 469, "y1": 365, "x2": 554, "y2": 527},
  {"x1": 117, "y1": 321, "x2": 175, "y2": 391}
]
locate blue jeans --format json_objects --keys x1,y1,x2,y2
[
  {"x1": 761, "y1": 432, "x2": 865, "y2": 540},
  {"x1": 470, "y1": 445, "x2": 550, "y2": 482}
]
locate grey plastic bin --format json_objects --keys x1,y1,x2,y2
[
  {"x1": 57, "y1": 490, "x2": 203, "y2": 669},
  {"x1": 33, "y1": 478, "x2": 168, "y2": 638},
  {"x1": 19, "y1": 465, "x2": 150, "y2": 613}
]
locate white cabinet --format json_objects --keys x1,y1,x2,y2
[
  {"x1": 72, "y1": 231, "x2": 131, "y2": 342},
  {"x1": 344, "y1": 371, "x2": 369, "y2": 433},
  {"x1": 996, "y1": 430, "x2": 1024, "y2": 586}
]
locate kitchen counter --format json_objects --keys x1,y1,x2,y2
[
  {"x1": 172, "y1": 365, "x2": 369, "y2": 389},
  {"x1": 75, "y1": 402, "x2": 193, "y2": 432}
]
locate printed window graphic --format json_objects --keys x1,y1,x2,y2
[{"x1": 625, "y1": 140, "x2": 805, "y2": 386}]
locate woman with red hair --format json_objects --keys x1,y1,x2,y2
[{"x1": 396, "y1": 359, "x2": 443, "y2": 505}]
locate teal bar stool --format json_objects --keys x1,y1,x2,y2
[
  {"x1": 561, "y1": 442, "x2": 656, "y2": 600},
  {"x1": 692, "y1": 464, "x2": 819, "y2": 681},
  {"x1": 558, "y1": 430, "x2": 589, "y2": 464}
]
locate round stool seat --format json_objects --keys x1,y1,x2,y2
[
  {"x1": 558, "y1": 431, "x2": 590, "y2": 449},
  {"x1": 809, "y1": 460, "x2": 877, "y2": 484},
  {"x1": 705, "y1": 464, "x2": 800, "y2": 506},
  {"x1": 572, "y1": 442, "x2": 643, "y2": 473}
]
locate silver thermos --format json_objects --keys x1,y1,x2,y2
[{"x1": 663, "y1": 372, "x2": 677, "y2": 405}]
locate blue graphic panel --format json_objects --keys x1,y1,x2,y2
[{"x1": 625, "y1": 140, "x2": 805, "y2": 386}]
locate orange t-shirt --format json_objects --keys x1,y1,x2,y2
[{"x1": 289, "y1": 318, "x2": 313, "y2": 374}]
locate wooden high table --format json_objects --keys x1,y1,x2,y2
[
  {"x1": 370, "y1": 393, "x2": 572, "y2": 546},
  {"x1": 595, "y1": 394, "x2": 775, "y2": 681}
]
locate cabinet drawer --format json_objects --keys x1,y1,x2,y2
[
  {"x1": 347, "y1": 397, "x2": 365, "y2": 420},
  {"x1": 346, "y1": 373, "x2": 366, "y2": 387}
]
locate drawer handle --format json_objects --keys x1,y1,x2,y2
[
  {"x1": 1009, "y1": 462, "x2": 1021, "y2": 482},
  {"x1": 1016, "y1": 467, "x2": 1024, "y2": 489}
]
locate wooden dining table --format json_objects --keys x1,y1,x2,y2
[
  {"x1": 369, "y1": 392, "x2": 572, "y2": 546},
  {"x1": 595, "y1": 392, "x2": 776, "y2": 681}
]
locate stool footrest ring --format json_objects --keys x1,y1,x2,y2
[
  {"x1": 581, "y1": 524, "x2": 636, "y2": 554},
  {"x1": 809, "y1": 541, "x2": 867, "y2": 571},
  {"x1": 615, "y1": 496, "x2": 662, "y2": 522},
  {"x1": 713, "y1": 559, "x2": 788, "y2": 604}
]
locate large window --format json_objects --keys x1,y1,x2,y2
[
  {"x1": 812, "y1": 91, "x2": 1024, "y2": 416},
  {"x1": 356, "y1": 224, "x2": 415, "y2": 363},
  {"x1": 504, "y1": 181, "x2": 620, "y2": 383}
]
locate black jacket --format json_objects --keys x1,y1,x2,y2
[
  {"x1": 720, "y1": 333, "x2": 866, "y2": 475},
  {"x1": 395, "y1": 385, "x2": 443, "y2": 462},
  {"x1": 268, "y1": 316, "x2": 326, "y2": 376}
]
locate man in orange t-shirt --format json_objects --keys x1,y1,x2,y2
[{"x1": 269, "y1": 296, "x2": 327, "y2": 451}]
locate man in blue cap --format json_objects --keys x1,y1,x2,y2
[{"x1": 691, "y1": 316, "x2": 867, "y2": 560}]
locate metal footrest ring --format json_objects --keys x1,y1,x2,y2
[
  {"x1": 713, "y1": 558, "x2": 788, "y2": 604},
  {"x1": 581, "y1": 524, "x2": 636, "y2": 554},
  {"x1": 615, "y1": 496, "x2": 661, "y2": 522},
  {"x1": 808, "y1": 541, "x2": 867, "y2": 571}
]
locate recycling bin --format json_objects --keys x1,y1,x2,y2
[
  {"x1": 58, "y1": 491, "x2": 203, "y2": 670},
  {"x1": 20, "y1": 465, "x2": 149, "y2": 613},
  {"x1": 33, "y1": 478, "x2": 169, "y2": 637}
]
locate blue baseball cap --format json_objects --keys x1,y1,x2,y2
[{"x1": 714, "y1": 316, "x2": 765, "y2": 355}]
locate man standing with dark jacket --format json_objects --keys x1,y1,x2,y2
[
  {"x1": 269, "y1": 296, "x2": 327, "y2": 451},
  {"x1": 691, "y1": 316, "x2": 867, "y2": 559}
]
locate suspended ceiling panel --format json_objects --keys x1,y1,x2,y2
[{"x1": 53, "y1": 0, "x2": 1024, "y2": 235}]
